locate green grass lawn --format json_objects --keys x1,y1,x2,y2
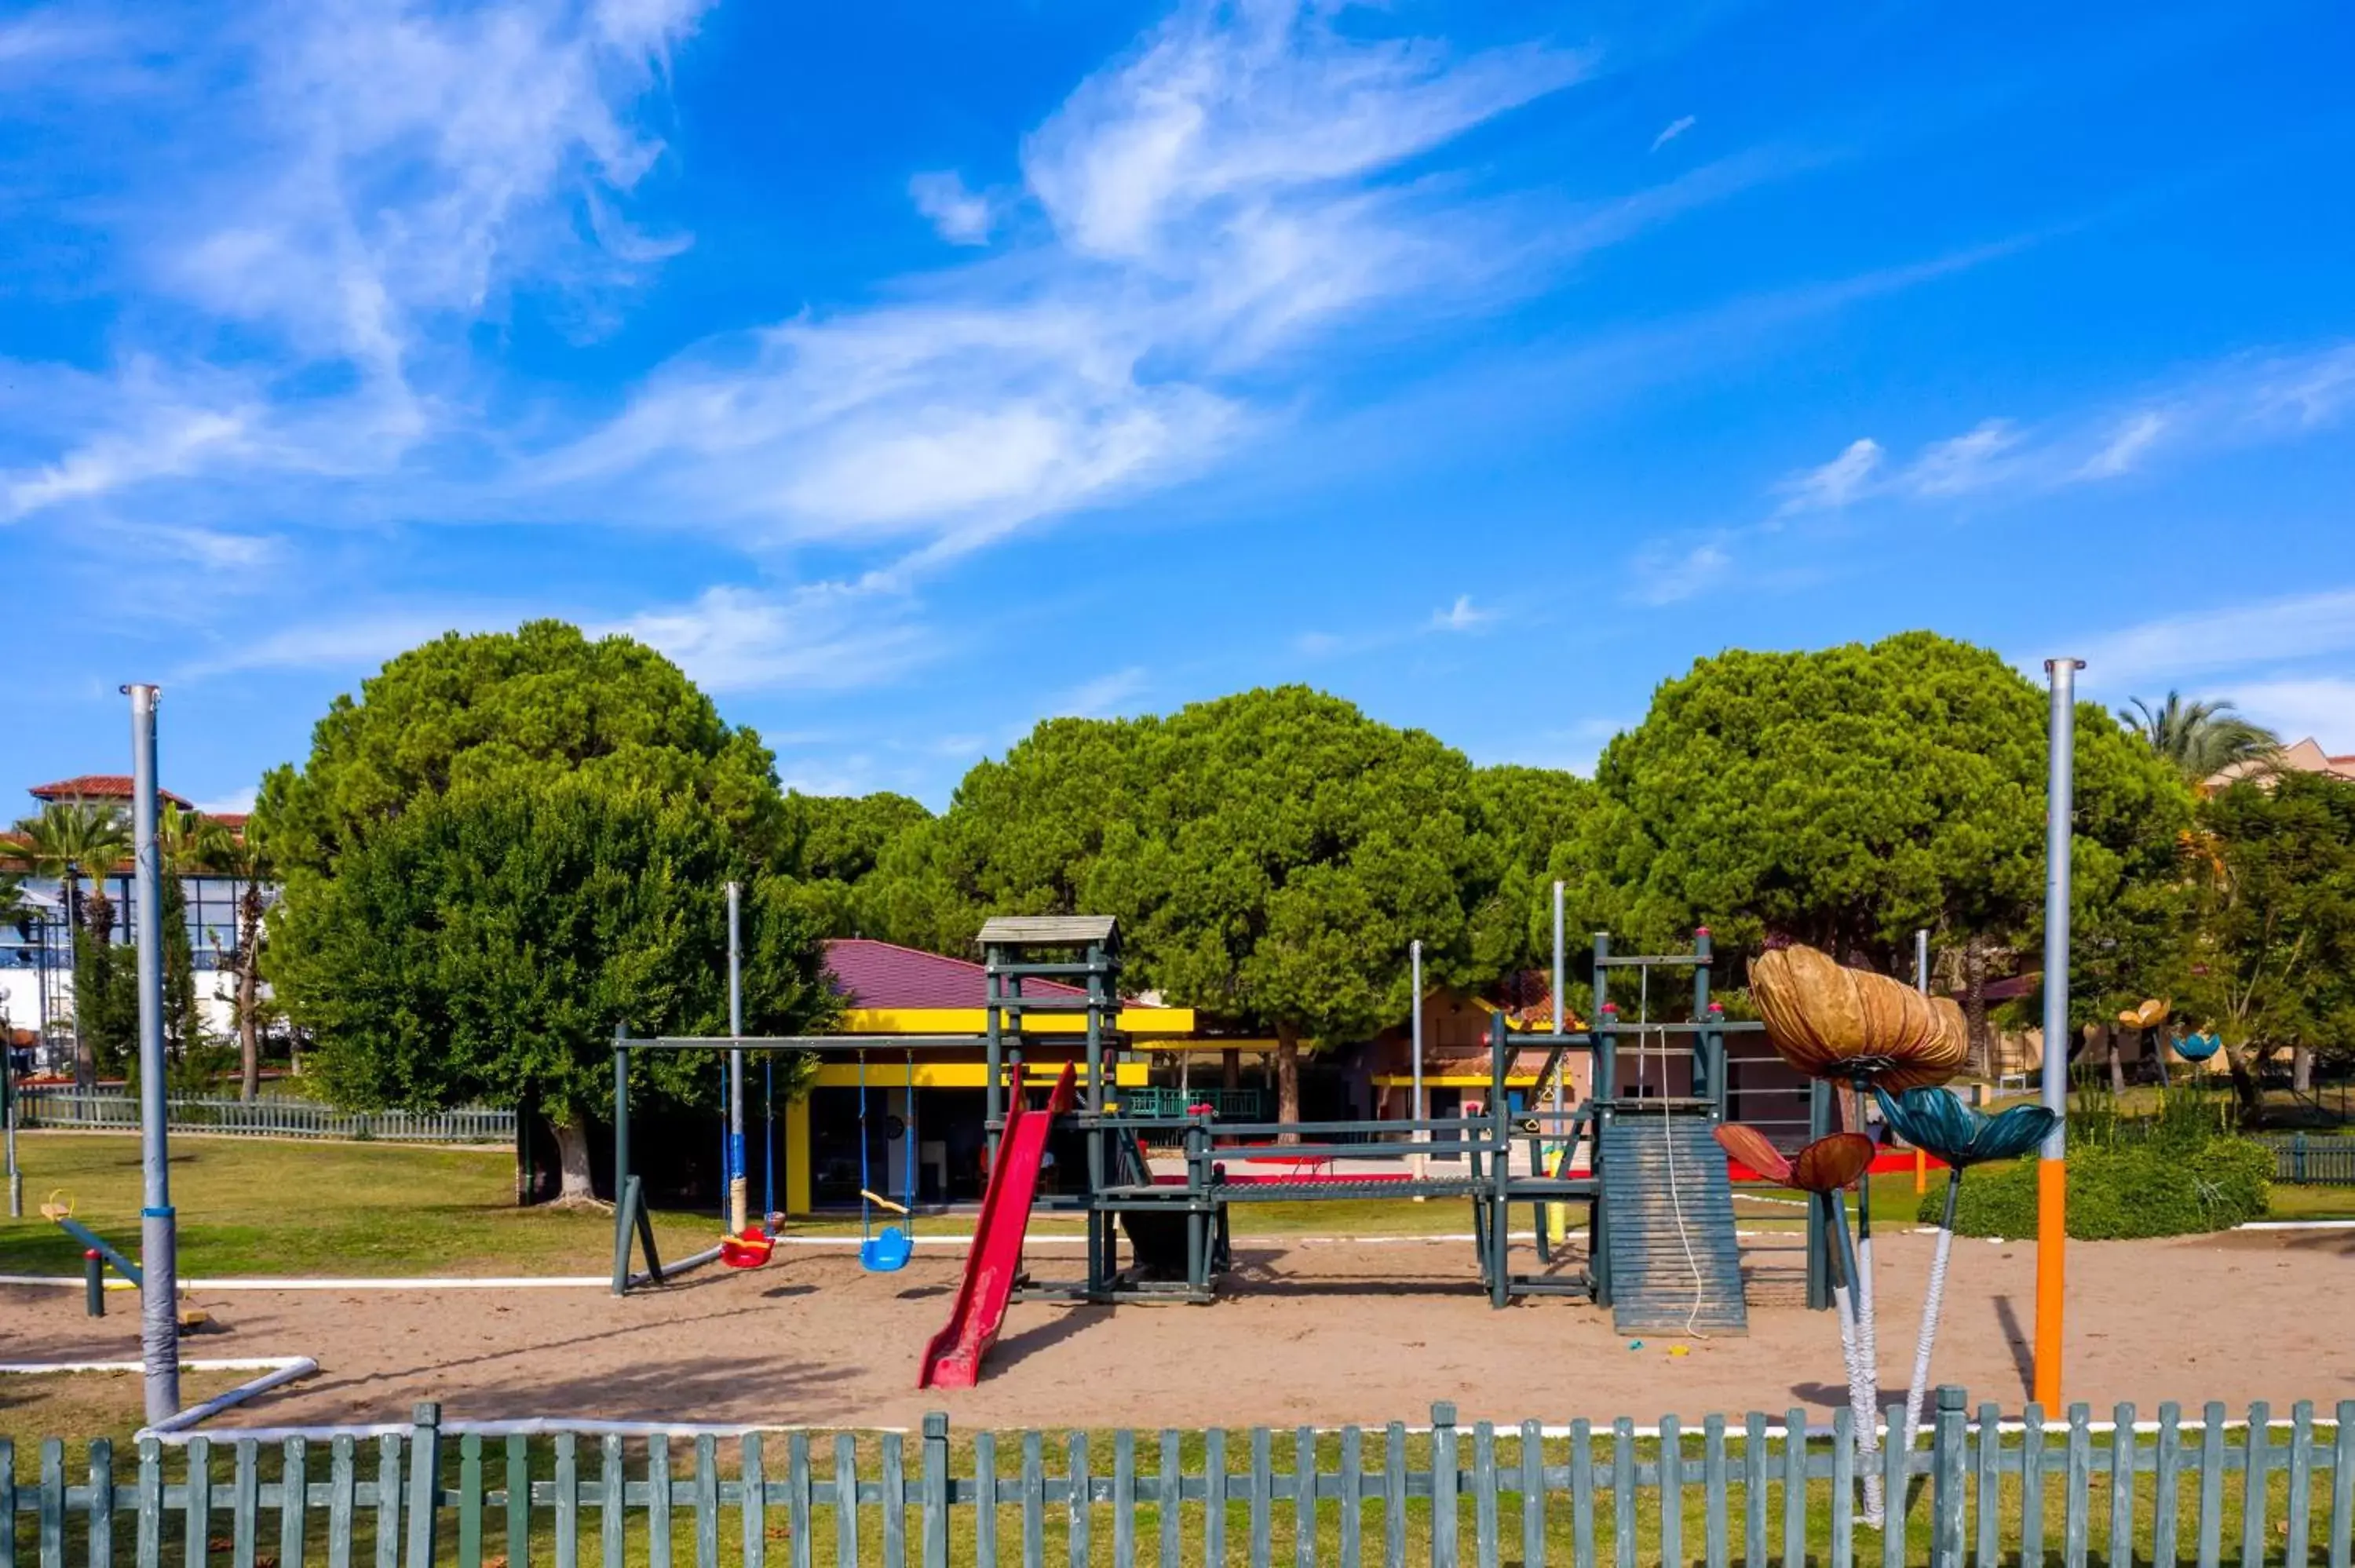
[
  {"x1": 5, "y1": 1132, "x2": 2347, "y2": 1285},
  {"x1": 0, "y1": 1132, "x2": 721, "y2": 1279}
]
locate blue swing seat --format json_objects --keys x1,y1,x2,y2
[
  {"x1": 856, "y1": 1050, "x2": 920, "y2": 1274},
  {"x1": 861, "y1": 1224, "x2": 914, "y2": 1273}
]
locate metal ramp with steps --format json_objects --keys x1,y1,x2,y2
[{"x1": 1597, "y1": 1107, "x2": 1749, "y2": 1336}]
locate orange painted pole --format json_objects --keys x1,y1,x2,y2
[
  {"x1": 2035, "y1": 1158, "x2": 2066, "y2": 1405},
  {"x1": 2033, "y1": 657, "x2": 2083, "y2": 1412},
  {"x1": 1915, "y1": 1144, "x2": 1928, "y2": 1197}
]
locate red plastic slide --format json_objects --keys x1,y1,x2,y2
[{"x1": 916, "y1": 1061, "x2": 1076, "y2": 1390}]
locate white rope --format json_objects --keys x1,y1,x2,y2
[
  {"x1": 1831, "y1": 1269, "x2": 1884, "y2": 1525},
  {"x1": 1848, "y1": 1086, "x2": 1884, "y2": 1526},
  {"x1": 1898, "y1": 1221, "x2": 1956, "y2": 1462},
  {"x1": 1638, "y1": 967, "x2": 1709, "y2": 1339}
]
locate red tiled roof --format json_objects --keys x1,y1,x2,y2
[
  {"x1": 823, "y1": 938, "x2": 1087, "y2": 1010},
  {"x1": 30, "y1": 775, "x2": 193, "y2": 808},
  {"x1": 1497, "y1": 969, "x2": 1586, "y2": 1032}
]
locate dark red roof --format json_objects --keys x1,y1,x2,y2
[
  {"x1": 823, "y1": 938, "x2": 1086, "y2": 1009},
  {"x1": 31, "y1": 775, "x2": 193, "y2": 808}
]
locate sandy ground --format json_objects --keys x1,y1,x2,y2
[{"x1": 6, "y1": 1228, "x2": 2350, "y2": 1431}]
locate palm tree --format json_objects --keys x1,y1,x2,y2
[
  {"x1": 4, "y1": 804, "x2": 132, "y2": 1085},
  {"x1": 2121, "y1": 691, "x2": 2280, "y2": 786},
  {"x1": 198, "y1": 819, "x2": 277, "y2": 1101}
]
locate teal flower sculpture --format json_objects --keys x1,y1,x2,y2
[
  {"x1": 1872, "y1": 1086, "x2": 2058, "y2": 1471},
  {"x1": 1873, "y1": 1086, "x2": 2056, "y2": 1167}
]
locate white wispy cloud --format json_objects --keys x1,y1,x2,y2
[
  {"x1": 2072, "y1": 587, "x2": 2355, "y2": 687},
  {"x1": 1649, "y1": 114, "x2": 1695, "y2": 152},
  {"x1": 1627, "y1": 539, "x2": 1732, "y2": 606},
  {"x1": 1429, "y1": 594, "x2": 1493, "y2": 631},
  {"x1": 2076, "y1": 410, "x2": 2167, "y2": 479},
  {"x1": 1050, "y1": 667, "x2": 1150, "y2": 719},
  {"x1": 2229, "y1": 678, "x2": 2355, "y2": 749},
  {"x1": 194, "y1": 786, "x2": 261, "y2": 817},
  {"x1": 176, "y1": 609, "x2": 512, "y2": 681},
  {"x1": 1766, "y1": 341, "x2": 2355, "y2": 522},
  {"x1": 610, "y1": 583, "x2": 936, "y2": 694},
  {"x1": 542, "y1": 1, "x2": 1590, "y2": 561},
  {"x1": 1773, "y1": 437, "x2": 1882, "y2": 516},
  {"x1": 1900, "y1": 418, "x2": 2019, "y2": 497},
  {"x1": 909, "y1": 170, "x2": 996, "y2": 246},
  {"x1": 0, "y1": 0, "x2": 710, "y2": 524}
]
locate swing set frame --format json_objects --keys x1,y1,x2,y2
[{"x1": 606, "y1": 1027, "x2": 1027, "y2": 1294}]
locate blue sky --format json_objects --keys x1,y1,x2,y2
[{"x1": 5, "y1": 0, "x2": 2353, "y2": 812}]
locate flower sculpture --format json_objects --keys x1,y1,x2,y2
[
  {"x1": 1718, "y1": 1124, "x2": 1890, "y2": 1508},
  {"x1": 1745, "y1": 942, "x2": 1967, "y2": 1525},
  {"x1": 1873, "y1": 1086, "x2": 2056, "y2": 1464},
  {"x1": 2116, "y1": 999, "x2": 2172, "y2": 1085},
  {"x1": 1747, "y1": 942, "x2": 1970, "y2": 1090}
]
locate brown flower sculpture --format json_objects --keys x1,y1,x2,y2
[{"x1": 1747, "y1": 942, "x2": 1966, "y2": 1090}]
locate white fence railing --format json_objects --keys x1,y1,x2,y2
[{"x1": 13, "y1": 1088, "x2": 514, "y2": 1143}]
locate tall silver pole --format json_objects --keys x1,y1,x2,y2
[
  {"x1": 128, "y1": 683, "x2": 180, "y2": 1425},
  {"x1": 727, "y1": 881, "x2": 745, "y2": 1234},
  {"x1": 2039, "y1": 666, "x2": 2078, "y2": 1150},
  {"x1": 1551, "y1": 881, "x2": 1566, "y2": 1034},
  {"x1": 2033, "y1": 657, "x2": 2081, "y2": 1409},
  {"x1": 1914, "y1": 929, "x2": 1930, "y2": 994},
  {"x1": 1410, "y1": 939, "x2": 1426, "y2": 1184}
]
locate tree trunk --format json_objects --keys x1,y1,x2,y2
[
  {"x1": 2292, "y1": 1046, "x2": 2313, "y2": 1096},
  {"x1": 1275, "y1": 1022, "x2": 1302, "y2": 1143},
  {"x1": 552, "y1": 1110, "x2": 599, "y2": 1205},
  {"x1": 1962, "y1": 938, "x2": 1992, "y2": 1080},
  {"x1": 2108, "y1": 1027, "x2": 2127, "y2": 1099},
  {"x1": 1221, "y1": 1048, "x2": 1240, "y2": 1091},
  {"x1": 238, "y1": 957, "x2": 261, "y2": 1102},
  {"x1": 238, "y1": 884, "x2": 265, "y2": 1102},
  {"x1": 2225, "y1": 1048, "x2": 2264, "y2": 1119}
]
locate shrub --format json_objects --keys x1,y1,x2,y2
[{"x1": 1932, "y1": 1139, "x2": 2272, "y2": 1238}]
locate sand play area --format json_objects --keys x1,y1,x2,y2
[{"x1": 8, "y1": 1227, "x2": 2350, "y2": 1431}]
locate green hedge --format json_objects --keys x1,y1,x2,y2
[{"x1": 1927, "y1": 1139, "x2": 2273, "y2": 1239}]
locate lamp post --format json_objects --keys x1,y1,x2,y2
[{"x1": 127, "y1": 682, "x2": 181, "y2": 1426}]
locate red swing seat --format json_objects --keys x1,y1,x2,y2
[{"x1": 720, "y1": 1227, "x2": 777, "y2": 1268}]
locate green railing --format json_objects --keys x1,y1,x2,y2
[
  {"x1": 6, "y1": 1391, "x2": 2351, "y2": 1566},
  {"x1": 13, "y1": 1088, "x2": 514, "y2": 1144},
  {"x1": 1118, "y1": 1087, "x2": 1269, "y2": 1120}
]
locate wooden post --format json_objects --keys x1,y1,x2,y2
[{"x1": 404, "y1": 1404, "x2": 441, "y2": 1568}]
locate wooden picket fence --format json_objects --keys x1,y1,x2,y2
[{"x1": 5, "y1": 1391, "x2": 2351, "y2": 1567}]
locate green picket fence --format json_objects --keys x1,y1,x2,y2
[
  {"x1": 2253, "y1": 1135, "x2": 2355, "y2": 1186},
  {"x1": 5, "y1": 1391, "x2": 2351, "y2": 1567}
]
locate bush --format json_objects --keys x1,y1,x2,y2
[{"x1": 1931, "y1": 1139, "x2": 2273, "y2": 1238}]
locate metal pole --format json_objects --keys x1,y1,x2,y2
[
  {"x1": 127, "y1": 682, "x2": 180, "y2": 1426},
  {"x1": 2034, "y1": 658, "x2": 2082, "y2": 1410},
  {"x1": 727, "y1": 881, "x2": 745, "y2": 1236},
  {"x1": 1410, "y1": 939, "x2": 1426, "y2": 1187},
  {"x1": 1551, "y1": 881, "x2": 1565, "y2": 1035},
  {"x1": 1914, "y1": 929, "x2": 1930, "y2": 994},
  {"x1": 5, "y1": 1028, "x2": 19, "y2": 1217}
]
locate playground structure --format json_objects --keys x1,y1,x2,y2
[{"x1": 610, "y1": 910, "x2": 1806, "y2": 1383}]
